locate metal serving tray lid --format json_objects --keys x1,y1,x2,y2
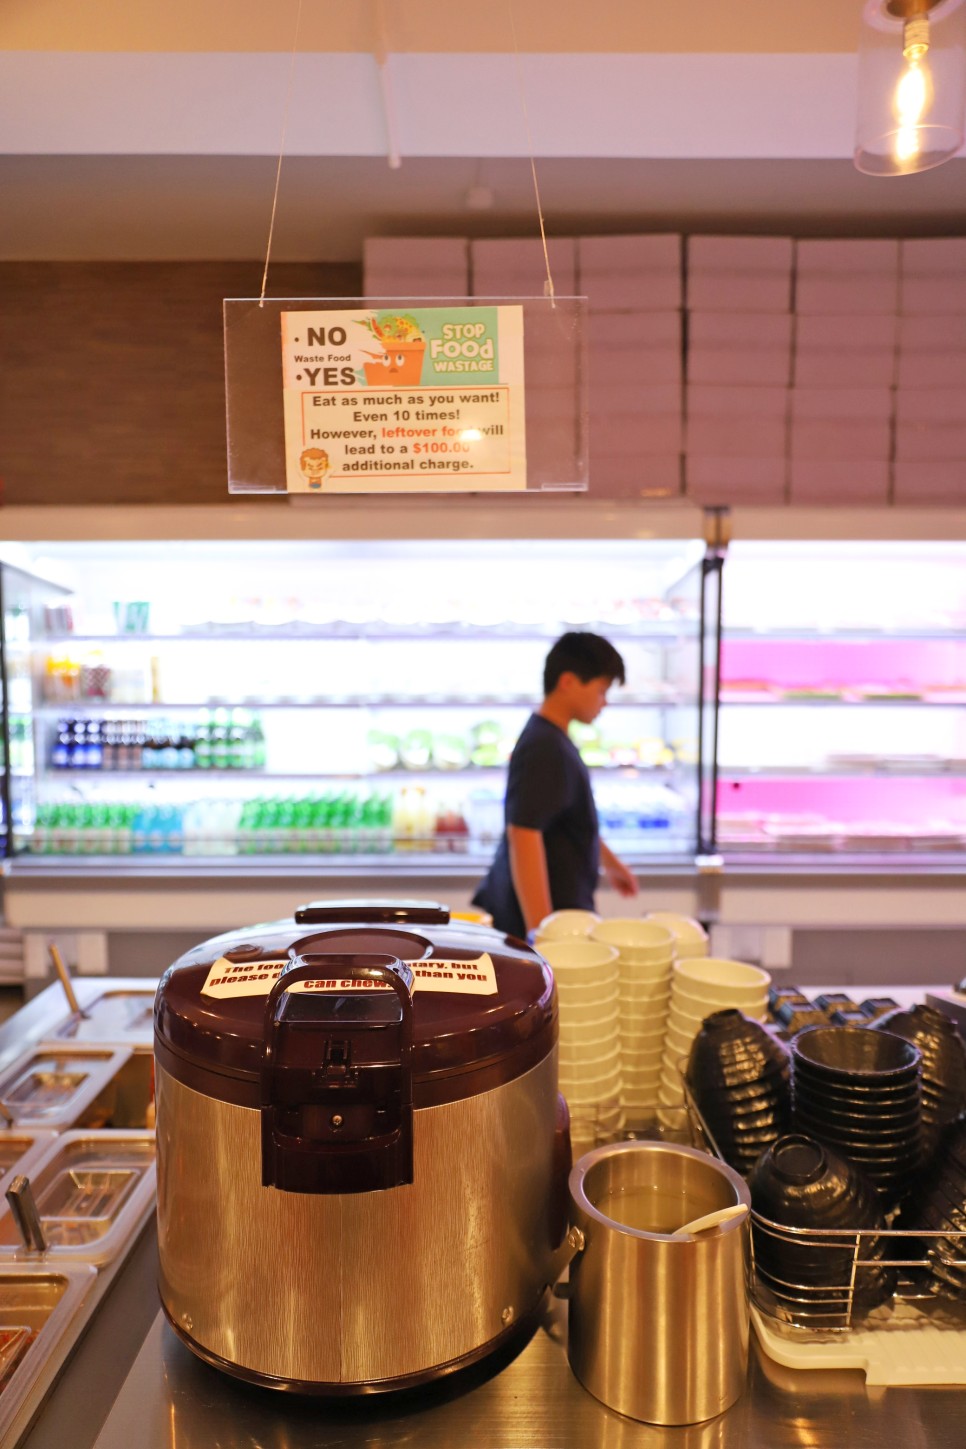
[
  {"x1": 0, "y1": 1131, "x2": 157, "y2": 1268},
  {"x1": 53, "y1": 990, "x2": 156, "y2": 1045},
  {"x1": 0, "y1": 1262, "x2": 96, "y2": 1448},
  {"x1": 0, "y1": 1048, "x2": 133, "y2": 1130},
  {"x1": 0, "y1": 1134, "x2": 58, "y2": 1205},
  {"x1": 154, "y1": 900, "x2": 556, "y2": 1112}
]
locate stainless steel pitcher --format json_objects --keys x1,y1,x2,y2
[{"x1": 566, "y1": 1140, "x2": 751, "y2": 1425}]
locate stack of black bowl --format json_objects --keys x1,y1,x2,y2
[
  {"x1": 685, "y1": 1009, "x2": 792, "y2": 1176},
  {"x1": 872, "y1": 1004, "x2": 966, "y2": 1163},
  {"x1": 900, "y1": 1115, "x2": 966, "y2": 1300},
  {"x1": 749, "y1": 1133, "x2": 896, "y2": 1327},
  {"x1": 791, "y1": 1025, "x2": 923, "y2": 1211}
]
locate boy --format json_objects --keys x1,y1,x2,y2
[{"x1": 472, "y1": 631, "x2": 639, "y2": 938}]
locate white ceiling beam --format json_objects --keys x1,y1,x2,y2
[{"x1": 0, "y1": 52, "x2": 860, "y2": 159}]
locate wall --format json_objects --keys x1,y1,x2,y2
[
  {"x1": 5, "y1": 239, "x2": 966, "y2": 512},
  {"x1": 0, "y1": 261, "x2": 360, "y2": 507}
]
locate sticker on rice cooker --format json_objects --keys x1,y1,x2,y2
[{"x1": 201, "y1": 954, "x2": 498, "y2": 999}]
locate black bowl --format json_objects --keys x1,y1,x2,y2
[
  {"x1": 791, "y1": 1117, "x2": 922, "y2": 1158},
  {"x1": 749, "y1": 1135, "x2": 895, "y2": 1317},
  {"x1": 687, "y1": 1010, "x2": 791, "y2": 1092},
  {"x1": 792, "y1": 1060, "x2": 922, "y2": 1096},
  {"x1": 792, "y1": 1026, "x2": 922, "y2": 1085},
  {"x1": 936, "y1": 1116, "x2": 966, "y2": 1173},
  {"x1": 873, "y1": 1004, "x2": 966, "y2": 1102},
  {"x1": 900, "y1": 1163, "x2": 966, "y2": 1298},
  {"x1": 792, "y1": 1079, "x2": 921, "y2": 1121}
]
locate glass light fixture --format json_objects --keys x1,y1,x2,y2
[{"x1": 855, "y1": 0, "x2": 966, "y2": 175}]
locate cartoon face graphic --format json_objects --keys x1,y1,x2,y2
[
  {"x1": 359, "y1": 313, "x2": 426, "y2": 386},
  {"x1": 299, "y1": 447, "x2": 330, "y2": 489}
]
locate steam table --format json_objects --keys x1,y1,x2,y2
[
  {"x1": 10, "y1": 979, "x2": 966, "y2": 1449},
  {"x1": 85, "y1": 1281, "x2": 966, "y2": 1449}
]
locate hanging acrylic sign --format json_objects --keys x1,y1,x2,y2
[
  {"x1": 280, "y1": 304, "x2": 525, "y2": 493},
  {"x1": 223, "y1": 295, "x2": 587, "y2": 495}
]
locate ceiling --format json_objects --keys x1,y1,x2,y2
[{"x1": 3, "y1": 0, "x2": 966, "y2": 262}]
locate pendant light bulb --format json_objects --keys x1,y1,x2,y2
[
  {"x1": 893, "y1": 18, "x2": 933, "y2": 162},
  {"x1": 855, "y1": 0, "x2": 966, "y2": 176}
]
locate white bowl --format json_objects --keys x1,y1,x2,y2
[
  {"x1": 560, "y1": 1056, "x2": 623, "y2": 1086},
  {"x1": 622, "y1": 1058, "x2": 663, "y2": 1079},
  {"x1": 561, "y1": 1066, "x2": 622, "y2": 1095},
  {"x1": 645, "y1": 912, "x2": 710, "y2": 956},
  {"x1": 620, "y1": 977, "x2": 672, "y2": 999},
  {"x1": 557, "y1": 981, "x2": 620, "y2": 1007},
  {"x1": 536, "y1": 909, "x2": 601, "y2": 941},
  {"x1": 539, "y1": 938, "x2": 620, "y2": 975},
  {"x1": 614, "y1": 948, "x2": 676, "y2": 972},
  {"x1": 658, "y1": 1078, "x2": 686, "y2": 1107},
  {"x1": 559, "y1": 1002, "x2": 622, "y2": 1033},
  {"x1": 591, "y1": 919, "x2": 676, "y2": 960},
  {"x1": 672, "y1": 985, "x2": 770, "y2": 1020},
  {"x1": 621, "y1": 1040, "x2": 665, "y2": 1067},
  {"x1": 672, "y1": 957, "x2": 771, "y2": 1006},
  {"x1": 667, "y1": 1003, "x2": 708, "y2": 1035},
  {"x1": 616, "y1": 956, "x2": 674, "y2": 983},
  {"x1": 620, "y1": 1026, "x2": 669, "y2": 1055},
  {"x1": 621, "y1": 1068, "x2": 663, "y2": 1093},
  {"x1": 665, "y1": 1018, "x2": 695, "y2": 1048}
]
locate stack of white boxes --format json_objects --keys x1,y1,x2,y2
[
  {"x1": 895, "y1": 239, "x2": 966, "y2": 506},
  {"x1": 576, "y1": 234, "x2": 683, "y2": 499},
  {"x1": 684, "y1": 236, "x2": 794, "y2": 505},
  {"x1": 470, "y1": 237, "x2": 580, "y2": 488},
  {"x1": 362, "y1": 236, "x2": 470, "y2": 297},
  {"x1": 790, "y1": 239, "x2": 898, "y2": 505}
]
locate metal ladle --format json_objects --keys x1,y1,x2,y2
[
  {"x1": 49, "y1": 943, "x2": 87, "y2": 1018},
  {"x1": 5, "y1": 1175, "x2": 47, "y2": 1254},
  {"x1": 671, "y1": 1203, "x2": 749, "y2": 1238}
]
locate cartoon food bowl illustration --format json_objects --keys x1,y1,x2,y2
[
  {"x1": 299, "y1": 446, "x2": 330, "y2": 489},
  {"x1": 359, "y1": 313, "x2": 426, "y2": 386}
]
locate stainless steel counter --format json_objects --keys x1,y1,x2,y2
[{"x1": 87, "y1": 1285, "x2": 966, "y2": 1449}]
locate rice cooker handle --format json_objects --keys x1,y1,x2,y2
[
  {"x1": 294, "y1": 900, "x2": 451, "y2": 925},
  {"x1": 260, "y1": 955, "x2": 415, "y2": 1196}
]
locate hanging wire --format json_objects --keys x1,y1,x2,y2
[
  {"x1": 374, "y1": 0, "x2": 403, "y2": 168},
  {"x1": 506, "y1": 0, "x2": 556, "y2": 305},
  {"x1": 259, "y1": 0, "x2": 306, "y2": 307}
]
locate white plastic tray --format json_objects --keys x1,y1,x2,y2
[{"x1": 752, "y1": 1299, "x2": 966, "y2": 1386}]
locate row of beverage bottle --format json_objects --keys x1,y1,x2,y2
[
  {"x1": 29, "y1": 788, "x2": 471, "y2": 855},
  {"x1": 49, "y1": 709, "x2": 267, "y2": 771}
]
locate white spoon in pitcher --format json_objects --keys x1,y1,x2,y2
[{"x1": 671, "y1": 1203, "x2": 749, "y2": 1237}]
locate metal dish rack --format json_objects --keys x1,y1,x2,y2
[{"x1": 679, "y1": 1084, "x2": 966, "y2": 1344}]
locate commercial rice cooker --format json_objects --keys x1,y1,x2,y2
[{"x1": 154, "y1": 900, "x2": 569, "y2": 1393}]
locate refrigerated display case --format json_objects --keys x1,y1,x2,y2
[
  {"x1": 9, "y1": 539, "x2": 708, "y2": 868},
  {"x1": 0, "y1": 564, "x2": 71, "y2": 861},
  {"x1": 716, "y1": 541, "x2": 966, "y2": 861}
]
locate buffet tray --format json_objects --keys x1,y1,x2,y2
[{"x1": 0, "y1": 1262, "x2": 97, "y2": 1448}]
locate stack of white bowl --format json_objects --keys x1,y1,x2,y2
[
  {"x1": 536, "y1": 936, "x2": 623, "y2": 1152},
  {"x1": 535, "y1": 908, "x2": 601, "y2": 943},
  {"x1": 589, "y1": 919, "x2": 677, "y2": 1117},
  {"x1": 644, "y1": 911, "x2": 710, "y2": 959},
  {"x1": 658, "y1": 957, "x2": 772, "y2": 1115}
]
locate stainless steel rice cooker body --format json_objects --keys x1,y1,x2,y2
[{"x1": 154, "y1": 901, "x2": 563, "y2": 1393}]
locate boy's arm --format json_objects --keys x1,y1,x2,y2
[
  {"x1": 599, "y1": 839, "x2": 639, "y2": 898},
  {"x1": 507, "y1": 824, "x2": 553, "y2": 934}
]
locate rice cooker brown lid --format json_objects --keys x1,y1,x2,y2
[{"x1": 154, "y1": 900, "x2": 556, "y2": 1110}]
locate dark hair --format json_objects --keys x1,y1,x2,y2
[{"x1": 543, "y1": 632, "x2": 626, "y2": 695}]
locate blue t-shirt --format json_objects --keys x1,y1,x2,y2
[{"x1": 473, "y1": 713, "x2": 600, "y2": 939}]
